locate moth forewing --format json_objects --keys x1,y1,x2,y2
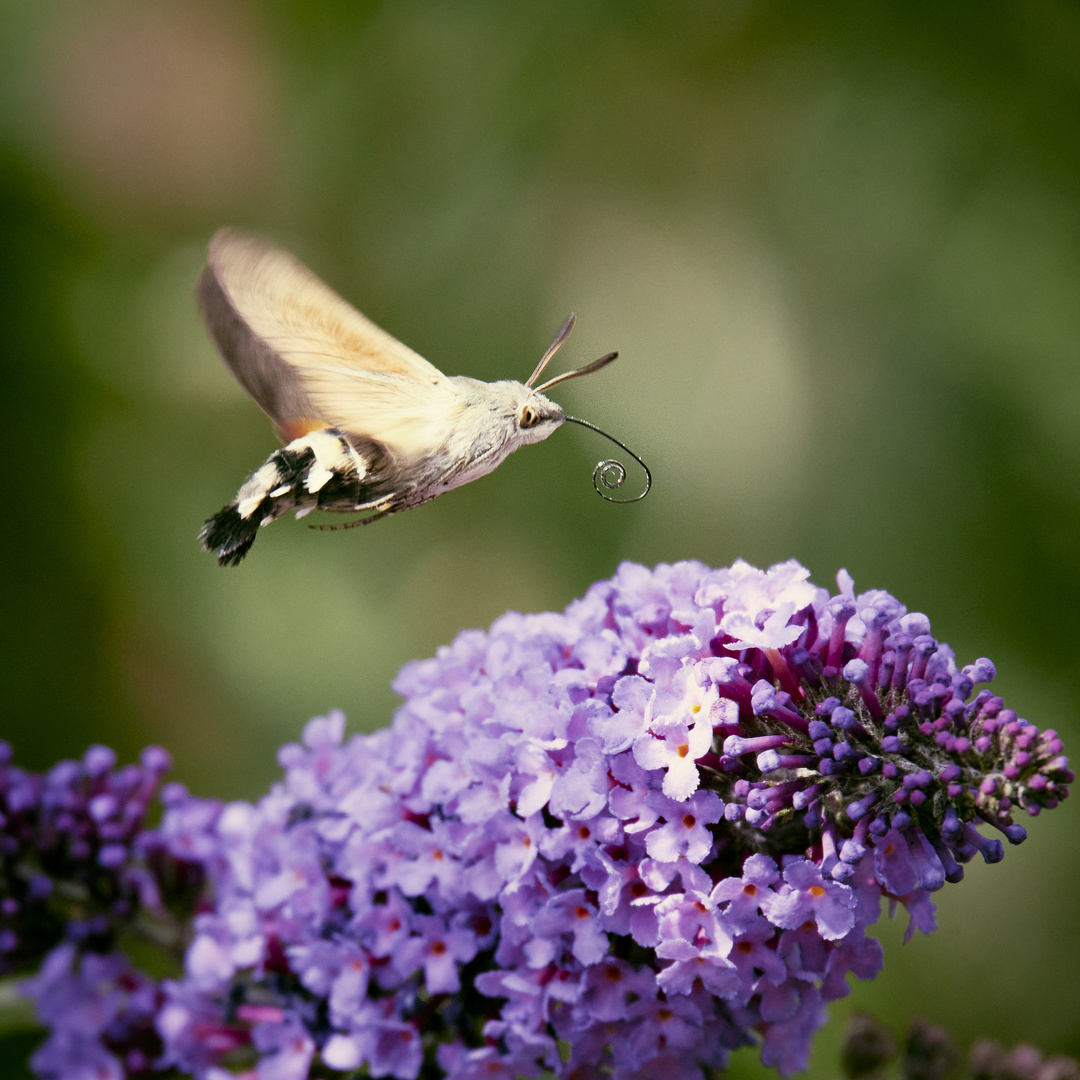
[{"x1": 200, "y1": 228, "x2": 449, "y2": 432}]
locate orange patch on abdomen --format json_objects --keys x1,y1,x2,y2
[{"x1": 276, "y1": 418, "x2": 327, "y2": 443}]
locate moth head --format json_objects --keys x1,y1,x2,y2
[
  {"x1": 517, "y1": 390, "x2": 564, "y2": 440},
  {"x1": 451, "y1": 378, "x2": 564, "y2": 451}
]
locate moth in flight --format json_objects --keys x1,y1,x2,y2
[{"x1": 198, "y1": 228, "x2": 649, "y2": 565}]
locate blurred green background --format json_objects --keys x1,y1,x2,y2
[{"x1": 1, "y1": 1, "x2": 1078, "y2": 1076}]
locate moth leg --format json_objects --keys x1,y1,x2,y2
[
  {"x1": 200, "y1": 428, "x2": 379, "y2": 566},
  {"x1": 309, "y1": 508, "x2": 395, "y2": 532}
]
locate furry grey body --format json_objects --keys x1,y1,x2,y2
[{"x1": 199, "y1": 376, "x2": 564, "y2": 565}]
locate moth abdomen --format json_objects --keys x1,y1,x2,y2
[{"x1": 199, "y1": 428, "x2": 382, "y2": 566}]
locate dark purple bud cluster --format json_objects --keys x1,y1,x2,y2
[
  {"x1": 0, "y1": 742, "x2": 179, "y2": 972},
  {"x1": 0, "y1": 744, "x2": 209, "y2": 1080},
  {"x1": 713, "y1": 603, "x2": 1071, "y2": 896}
]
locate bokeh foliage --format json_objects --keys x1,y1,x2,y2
[{"x1": 0, "y1": 2, "x2": 1078, "y2": 1077}]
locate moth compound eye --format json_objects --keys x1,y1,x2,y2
[{"x1": 520, "y1": 407, "x2": 541, "y2": 429}]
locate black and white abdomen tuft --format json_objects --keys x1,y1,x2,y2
[{"x1": 199, "y1": 428, "x2": 381, "y2": 566}]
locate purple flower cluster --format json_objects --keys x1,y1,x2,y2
[
  {"x1": 0, "y1": 743, "x2": 207, "y2": 1079},
  {"x1": 134, "y1": 559, "x2": 1069, "y2": 1080},
  {"x1": 0, "y1": 743, "x2": 174, "y2": 972}
]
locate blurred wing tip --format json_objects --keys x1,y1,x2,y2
[
  {"x1": 207, "y1": 225, "x2": 241, "y2": 258},
  {"x1": 209, "y1": 224, "x2": 252, "y2": 246},
  {"x1": 205, "y1": 226, "x2": 282, "y2": 269}
]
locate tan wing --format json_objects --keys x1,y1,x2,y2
[{"x1": 198, "y1": 228, "x2": 461, "y2": 454}]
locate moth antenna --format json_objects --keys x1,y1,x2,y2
[
  {"x1": 535, "y1": 350, "x2": 618, "y2": 394},
  {"x1": 526, "y1": 312, "x2": 576, "y2": 387},
  {"x1": 563, "y1": 414, "x2": 652, "y2": 503}
]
